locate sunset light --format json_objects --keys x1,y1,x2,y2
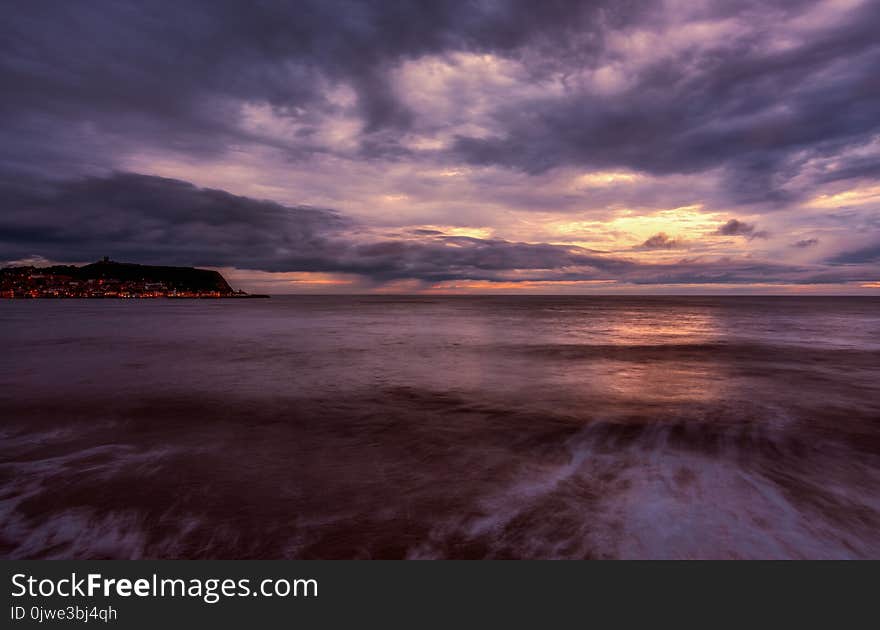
[{"x1": 2, "y1": 0, "x2": 879, "y2": 573}]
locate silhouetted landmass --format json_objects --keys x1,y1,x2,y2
[{"x1": 0, "y1": 258, "x2": 269, "y2": 298}]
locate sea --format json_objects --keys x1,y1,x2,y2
[{"x1": 1, "y1": 295, "x2": 878, "y2": 559}]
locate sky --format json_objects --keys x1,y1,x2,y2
[{"x1": 1, "y1": 0, "x2": 879, "y2": 294}]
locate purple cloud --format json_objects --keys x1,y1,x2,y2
[
  {"x1": 639, "y1": 233, "x2": 684, "y2": 250},
  {"x1": 716, "y1": 220, "x2": 769, "y2": 239},
  {"x1": 1, "y1": 1, "x2": 878, "y2": 291}
]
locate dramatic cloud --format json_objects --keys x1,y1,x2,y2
[
  {"x1": 449, "y1": 1, "x2": 880, "y2": 206},
  {"x1": 4, "y1": 173, "x2": 876, "y2": 290},
  {"x1": 639, "y1": 233, "x2": 684, "y2": 250},
  {"x1": 1, "y1": 0, "x2": 878, "y2": 292},
  {"x1": 827, "y1": 243, "x2": 880, "y2": 264},
  {"x1": 0, "y1": 173, "x2": 628, "y2": 280},
  {"x1": 716, "y1": 219, "x2": 769, "y2": 239},
  {"x1": 0, "y1": 0, "x2": 652, "y2": 176},
  {"x1": 0, "y1": 173, "x2": 352, "y2": 270}
]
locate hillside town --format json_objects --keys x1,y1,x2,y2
[
  {"x1": 0, "y1": 258, "x2": 260, "y2": 298},
  {"x1": 1, "y1": 269, "x2": 224, "y2": 298}
]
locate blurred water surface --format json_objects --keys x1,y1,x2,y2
[{"x1": 1, "y1": 296, "x2": 878, "y2": 558}]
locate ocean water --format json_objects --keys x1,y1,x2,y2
[{"x1": 1, "y1": 295, "x2": 878, "y2": 559}]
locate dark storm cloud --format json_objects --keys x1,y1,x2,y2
[
  {"x1": 350, "y1": 234, "x2": 636, "y2": 282},
  {"x1": 0, "y1": 173, "x2": 353, "y2": 270},
  {"x1": 716, "y1": 219, "x2": 768, "y2": 239},
  {"x1": 0, "y1": 173, "x2": 632, "y2": 280},
  {"x1": 450, "y1": 0, "x2": 880, "y2": 205},
  {"x1": 793, "y1": 238, "x2": 819, "y2": 248},
  {"x1": 6, "y1": 173, "x2": 876, "y2": 286},
  {"x1": 1, "y1": 1, "x2": 878, "y2": 289},
  {"x1": 409, "y1": 229, "x2": 445, "y2": 236},
  {"x1": 717, "y1": 219, "x2": 755, "y2": 236},
  {"x1": 2, "y1": 0, "x2": 877, "y2": 194},
  {"x1": 639, "y1": 233, "x2": 683, "y2": 250},
  {"x1": 0, "y1": 0, "x2": 652, "y2": 176},
  {"x1": 827, "y1": 243, "x2": 880, "y2": 265}
]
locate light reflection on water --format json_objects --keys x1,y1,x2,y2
[{"x1": 0, "y1": 296, "x2": 878, "y2": 558}]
